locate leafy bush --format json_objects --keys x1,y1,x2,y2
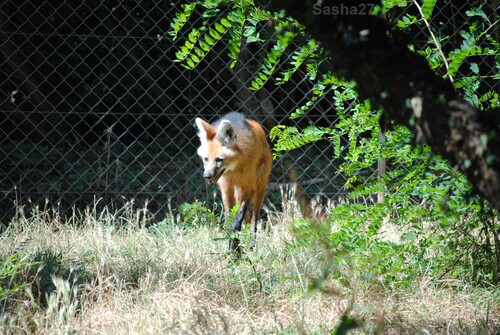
[
  {"x1": 178, "y1": 201, "x2": 218, "y2": 228},
  {"x1": 374, "y1": 0, "x2": 499, "y2": 110},
  {"x1": 0, "y1": 253, "x2": 38, "y2": 312}
]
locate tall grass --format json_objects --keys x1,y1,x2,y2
[{"x1": 1, "y1": 197, "x2": 499, "y2": 334}]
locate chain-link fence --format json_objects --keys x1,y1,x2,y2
[
  {"x1": 1, "y1": 1, "x2": 497, "y2": 222},
  {"x1": 0, "y1": 1, "x2": 349, "y2": 222}
]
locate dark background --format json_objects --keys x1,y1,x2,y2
[{"x1": 1, "y1": 0, "x2": 496, "y2": 222}]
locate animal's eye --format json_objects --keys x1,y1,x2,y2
[
  {"x1": 215, "y1": 157, "x2": 224, "y2": 163},
  {"x1": 203, "y1": 157, "x2": 208, "y2": 163}
]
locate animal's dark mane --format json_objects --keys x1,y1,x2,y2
[{"x1": 212, "y1": 112, "x2": 250, "y2": 130}]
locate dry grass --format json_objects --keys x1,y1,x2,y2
[{"x1": 1, "y1": 200, "x2": 499, "y2": 334}]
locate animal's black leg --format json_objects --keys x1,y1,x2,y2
[
  {"x1": 230, "y1": 202, "x2": 248, "y2": 232},
  {"x1": 229, "y1": 202, "x2": 248, "y2": 255}
]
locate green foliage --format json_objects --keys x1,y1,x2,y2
[
  {"x1": 330, "y1": 120, "x2": 500, "y2": 284},
  {"x1": 421, "y1": 0, "x2": 437, "y2": 20},
  {"x1": 169, "y1": 3, "x2": 198, "y2": 41},
  {"x1": 250, "y1": 21, "x2": 297, "y2": 90},
  {"x1": 277, "y1": 40, "x2": 322, "y2": 84},
  {"x1": 170, "y1": 0, "x2": 329, "y2": 87},
  {"x1": 1, "y1": 250, "x2": 91, "y2": 313},
  {"x1": 0, "y1": 254, "x2": 38, "y2": 308},
  {"x1": 375, "y1": 0, "x2": 499, "y2": 110},
  {"x1": 29, "y1": 250, "x2": 79, "y2": 307},
  {"x1": 173, "y1": 17, "x2": 232, "y2": 70},
  {"x1": 170, "y1": 1, "x2": 256, "y2": 69},
  {"x1": 270, "y1": 73, "x2": 374, "y2": 161},
  {"x1": 270, "y1": 125, "x2": 335, "y2": 159},
  {"x1": 178, "y1": 201, "x2": 218, "y2": 227}
]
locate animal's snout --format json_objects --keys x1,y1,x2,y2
[
  {"x1": 203, "y1": 168, "x2": 225, "y2": 185},
  {"x1": 203, "y1": 170, "x2": 215, "y2": 180}
]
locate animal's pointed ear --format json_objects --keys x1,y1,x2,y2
[
  {"x1": 217, "y1": 120, "x2": 237, "y2": 148},
  {"x1": 195, "y1": 118, "x2": 215, "y2": 141}
]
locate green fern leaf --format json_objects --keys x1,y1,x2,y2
[
  {"x1": 250, "y1": 22, "x2": 297, "y2": 90},
  {"x1": 422, "y1": 0, "x2": 437, "y2": 20},
  {"x1": 169, "y1": 3, "x2": 197, "y2": 40}
]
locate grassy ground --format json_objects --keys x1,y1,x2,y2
[{"x1": 1, "y1": 200, "x2": 499, "y2": 334}]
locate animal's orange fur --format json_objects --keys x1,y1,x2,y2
[{"x1": 195, "y1": 112, "x2": 272, "y2": 251}]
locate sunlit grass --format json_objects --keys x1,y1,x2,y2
[{"x1": 1, "y1": 197, "x2": 499, "y2": 334}]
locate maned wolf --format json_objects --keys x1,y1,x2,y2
[{"x1": 195, "y1": 112, "x2": 272, "y2": 252}]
